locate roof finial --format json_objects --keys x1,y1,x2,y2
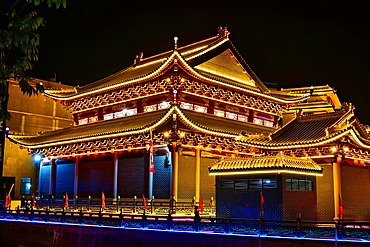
[
  {"x1": 174, "y1": 36, "x2": 178, "y2": 50},
  {"x1": 217, "y1": 25, "x2": 230, "y2": 37},
  {"x1": 134, "y1": 52, "x2": 143, "y2": 67}
]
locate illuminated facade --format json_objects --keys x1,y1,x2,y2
[
  {"x1": 7, "y1": 27, "x2": 370, "y2": 221},
  {"x1": 1, "y1": 78, "x2": 73, "y2": 200}
]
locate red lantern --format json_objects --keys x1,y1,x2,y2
[
  {"x1": 360, "y1": 160, "x2": 365, "y2": 166},
  {"x1": 354, "y1": 159, "x2": 358, "y2": 165}
]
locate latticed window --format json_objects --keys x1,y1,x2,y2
[
  {"x1": 285, "y1": 178, "x2": 314, "y2": 191},
  {"x1": 103, "y1": 113, "x2": 114, "y2": 120},
  {"x1": 225, "y1": 112, "x2": 237, "y2": 120},
  {"x1": 214, "y1": 109, "x2": 225, "y2": 117},
  {"x1": 158, "y1": 101, "x2": 170, "y2": 110},
  {"x1": 237, "y1": 114, "x2": 248, "y2": 122},
  {"x1": 126, "y1": 108, "x2": 137, "y2": 116},
  {"x1": 194, "y1": 105, "x2": 207, "y2": 113},
  {"x1": 180, "y1": 102, "x2": 193, "y2": 110},
  {"x1": 263, "y1": 120, "x2": 274, "y2": 127},
  {"x1": 20, "y1": 177, "x2": 31, "y2": 196},
  {"x1": 253, "y1": 118, "x2": 263, "y2": 125},
  {"x1": 143, "y1": 105, "x2": 157, "y2": 112},
  {"x1": 114, "y1": 111, "x2": 124, "y2": 118},
  {"x1": 221, "y1": 178, "x2": 277, "y2": 190},
  {"x1": 89, "y1": 116, "x2": 98, "y2": 123},
  {"x1": 78, "y1": 118, "x2": 88, "y2": 125}
]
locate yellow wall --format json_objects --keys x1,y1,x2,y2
[{"x1": 3, "y1": 80, "x2": 73, "y2": 199}]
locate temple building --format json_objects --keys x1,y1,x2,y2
[{"x1": 6, "y1": 27, "x2": 370, "y2": 221}]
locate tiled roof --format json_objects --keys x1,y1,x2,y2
[
  {"x1": 44, "y1": 29, "x2": 308, "y2": 104},
  {"x1": 208, "y1": 153, "x2": 323, "y2": 176},
  {"x1": 195, "y1": 49, "x2": 256, "y2": 88},
  {"x1": 46, "y1": 35, "x2": 224, "y2": 96},
  {"x1": 180, "y1": 109, "x2": 275, "y2": 136},
  {"x1": 8, "y1": 109, "x2": 169, "y2": 147},
  {"x1": 237, "y1": 104, "x2": 370, "y2": 149},
  {"x1": 7, "y1": 105, "x2": 275, "y2": 148},
  {"x1": 239, "y1": 112, "x2": 344, "y2": 148}
]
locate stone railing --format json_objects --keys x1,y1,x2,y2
[{"x1": 1, "y1": 206, "x2": 370, "y2": 241}]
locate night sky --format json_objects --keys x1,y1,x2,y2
[{"x1": 29, "y1": 1, "x2": 370, "y2": 123}]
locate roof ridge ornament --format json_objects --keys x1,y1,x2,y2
[
  {"x1": 174, "y1": 36, "x2": 178, "y2": 50},
  {"x1": 217, "y1": 25, "x2": 230, "y2": 38},
  {"x1": 133, "y1": 52, "x2": 144, "y2": 67}
]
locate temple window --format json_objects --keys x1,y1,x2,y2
[
  {"x1": 20, "y1": 177, "x2": 31, "y2": 196},
  {"x1": 253, "y1": 117, "x2": 274, "y2": 127},
  {"x1": 158, "y1": 101, "x2": 171, "y2": 110},
  {"x1": 114, "y1": 111, "x2": 125, "y2": 118},
  {"x1": 263, "y1": 120, "x2": 274, "y2": 127},
  {"x1": 89, "y1": 116, "x2": 98, "y2": 123},
  {"x1": 126, "y1": 108, "x2": 137, "y2": 116},
  {"x1": 225, "y1": 112, "x2": 238, "y2": 120},
  {"x1": 253, "y1": 118, "x2": 263, "y2": 125},
  {"x1": 214, "y1": 109, "x2": 225, "y2": 117},
  {"x1": 285, "y1": 178, "x2": 314, "y2": 191},
  {"x1": 104, "y1": 108, "x2": 138, "y2": 120},
  {"x1": 194, "y1": 105, "x2": 207, "y2": 113},
  {"x1": 180, "y1": 102, "x2": 193, "y2": 110},
  {"x1": 103, "y1": 113, "x2": 114, "y2": 120},
  {"x1": 221, "y1": 178, "x2": 277, "y2": 190},
  {"x1": 143, "y1": 105, "x2": 157, "y2": 112},
  {"x1": 237, "y1": 115, "x2": 248, "y2": 122},
  {"x1": 180, "y1": 102, "x2": 208, "y2": 113},
  {"x1": 78, "y1": 118, "x2": 88, "y2": 125}
]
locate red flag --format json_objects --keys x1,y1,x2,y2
[
  {"x1": 199, "y1": 193, "x2": 204, "y2": 213},
  {"x1": 142, "y1": 194, "x2": 147, "y2": 211},
  {"x1": 101, "y1": 191, "x2": 106, "y2": 209},
  {"x1": 31, "y1": 193, "x2": 36, "y2": 208},
  {"x1": 149, "y1": 130, "x2": 155, "y2": 173},
  {"x1": 260, "y1": 191, "x2": 265, "y2": 214},
  {"x1": 339, "y1": 194, "x2": 344, "y2": 219},
  {"x1": 5, "y1": 193, "x2": 10, "y2": 209},
  {"x1": 65, "y1": 192, "x2": 69, "y2": 209}
]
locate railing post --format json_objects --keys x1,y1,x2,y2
[
  {"x1": 194, "y1": 206, "x2": 200, "y2": 232},
  {"x1": 88, "y1": 196, "x2": 91, "y2": 211},
  {"x1": 296, "y1": 213, "x2": 302, "y2": 238},
  {"x1": 16, "y1": 206, "x2": 20, "y2": 220},
  {"x1": 119, "y1": 208, "x2": 124, "y2": 227},
  {"x1": 259, "y1": 212, "x2": 265, "y2": 236},
  {"x1": 45, "y1": 208, "x2": 49, "y2": 222},
  {"x1": 99, "y1": 208, "x2": 103, "y2": 226},
  {"x1": 142, "y1": 210, "x2": 147, "y2": 229},
  {"x1": 336, "y1": 219, "x2": 344, "y2": 240},
  {"x1": 225, "y1": 217, "x2": 231, "y2": 234},
  {"x1": 117, "y1": 196, "x2": 120, "y2": 212},
  {"x1": 2, "y1": 204, "x2": 5, "y2": 219},
  {"x1": 62, "y1": 207, "x2": 66, "y2": 223},
  {"x1": 30, "y1": 207, "x2": 34, "y2": 221},
  {"x1": 51, "y1": 195, "x2": 54, "y2": 209},
  {"x1": 170, "y1": 196, "x2": 176, "y2": 215},
  {"x1": 210, "y1": 197, "x2": 214, "y2": 215},
  {"x1": 74, "y1": 196, "x2": 78, "y2": 209},
  {"x1": 133, "y1": 196, "x2": 137, "y2": 213},
  {"x1": 79, "y1": 208, "x2": 83, "y2": 225},
  {"x1": 150, "y1": 196, "x2": 154, "y2": 214},
  {"x1": 167, "y1": 213, "x2": 173, "y2": 230}
]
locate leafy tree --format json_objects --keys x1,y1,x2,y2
[{"x1": 0, "y1": 0, "x2": 67, "y2": 120}]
